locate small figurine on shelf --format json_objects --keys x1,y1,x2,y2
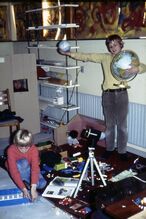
[{"x1": 67, "y1": 130, "x2": 82, "y2": 148}]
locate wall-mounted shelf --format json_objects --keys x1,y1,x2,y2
[
  {"x1": 25, "y1": 4, "x2": 79, "y2": 13},
  {"x1": 39, "y1": 96, "x2": 80, "y2": 111},
  {"x1": 40, "y1": 120, "x2": 59, "y2": 129},
  {"x1": 37, "y1": 63, "x2": 80, "y2": 70},
  {"x1": 27, "y1": 23, "x2": 79, "y2": 31},
  {"x1": 27, "y1": 45, "x2": 79, "y2": 50},
  {"x1": 38, "y1": 80, "x2": 80, "y2": 88}
]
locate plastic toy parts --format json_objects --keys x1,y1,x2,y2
[
  {"x1": 58, "y1": 40, "x2": 71, "y2": 52},
  {"x1": 0, "y1": 188, "x2": 31, "y2": 207}
]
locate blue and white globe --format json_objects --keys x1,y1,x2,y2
[
  {"x1": 58, "y1": 40, "x2": 71, "y2": 52},
  {"x1": 111, "y1": 50, "x2": 140, "y2": 81}
]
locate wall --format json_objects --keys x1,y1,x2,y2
[
  {"x1": 0, "y1": 42, "x2": 14, "y2": 56},
  {"x1": 11, "y1": 54, "x2": 40, "y2": 135},
  {"x1": 72, "y1": 39, "x2": 146, "y2": 105},
  {"x1": 12, "y1": 39, "x2": 146, "y2": 104},
  {"x1": 1, "y1": 39, "x2": 146, "y2": 155},
  {"x1": 0, "y1": 53, "x2": 40, "y2": 138},
  {"x1": 0, "y1": 55, "x2": 16, "y2": 137}
]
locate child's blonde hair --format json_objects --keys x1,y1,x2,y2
[{"x1": 13, "y1": 129, "x2": 33, "y2": 147}]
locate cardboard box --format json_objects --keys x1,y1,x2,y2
[
  {"x1": 60, "y1": 150, "x2": 68, "y2": 158},
  {"x1": 54, "y1": 125, "x2": 67, "y2": 146}
]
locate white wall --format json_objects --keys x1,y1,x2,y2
[
  {"x1": 0, "y1": 42, "x2": 14, "y2": 56},
  {"x1": 0, "y1": 53, "x2": 40, "y2": 138},
  {"x1": 12, "y1": 39, "x2": 146, "y2": 105},
  {"x1": 11, "y1": 54, "x2": 40, "y2": 134},
  {"x1": 74, "y1": 39, "x2": 146, "y2": 105},
  {"x1": 0, "y1": 39, "x2": 146, "y2": 151},
  {"x1": 122, "y1": 39, "x2": 146, "y2": 104},
  {"x1": 0, "y1": 56, "x2": 16, "y2": 138},
  {"x1": 1, "y1": 39, "x2": 146, "y2": 107}
]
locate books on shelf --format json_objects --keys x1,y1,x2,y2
[{"x1": 42, "y1": 176, "x2": 79, "y2": 199}]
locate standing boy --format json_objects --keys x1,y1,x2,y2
[{"x1": 58, "y1": 34, "x2": 146, "y2": 160}]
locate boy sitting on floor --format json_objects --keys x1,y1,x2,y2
[{"x1": 5, "y1": 129, "x2": 47, "y2": 202}]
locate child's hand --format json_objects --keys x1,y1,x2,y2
[
  {"x1": 58, "y1": 49, "x2": 70, "y2": 56},
  {"x1": 22, "y1": 187, "x2": 31, "y2": 200},
  {"x1": 125, "y1": 66, "x2": 139, "y2": 75}
]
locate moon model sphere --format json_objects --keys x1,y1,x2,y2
[{"x1": 58, "y1": 40, "x2": 71, "y2": 52}]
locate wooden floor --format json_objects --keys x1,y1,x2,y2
[
  {"x1": 60, "y1": 140, "x2": 143, "y2": 174},
  {"x1": 1, "y1": 140, "x2": 146, "y2": 219},
  {"x1": 58, "y1": 142, "x2": 146, "y2": 218}
]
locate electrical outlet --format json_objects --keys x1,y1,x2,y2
[{"x1": 81, "y1": 66, "x2": 84, "y2": 73}]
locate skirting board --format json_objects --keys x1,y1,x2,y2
[{"x1": 127, "y1": 143, "x2": 146, "y2": 158}]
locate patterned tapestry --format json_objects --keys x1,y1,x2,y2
[
  {"x1": 0, "y1": 1, "x2": 146, "y2": 41},
  {"x1": 74, "y1": 1, "x2": 146, "y2": 39}
]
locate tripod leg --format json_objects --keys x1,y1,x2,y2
[
  {"x1": 90, "y1": 157, "x2": 95, "y2": 186},
  {"x1": 93, "y1": 157, "x2": 107, "y2": 186},
  {"x1": 73, "y1": 158, "x2": 90, "y2": 198}
]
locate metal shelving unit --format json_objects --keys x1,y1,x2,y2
[{"x1": 25, "y1": 3, "x2": 80, "y2": 131}]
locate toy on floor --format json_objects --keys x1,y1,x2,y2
[
  {"x1": 0, "y1": 188, "x2": 31, "y2": 207},
  {"x1": 67, "y1": 130, "x2": 82, "y2": 148},
  {"x1": 58, "y1": 197, "x2": 92, "y2": 217}
]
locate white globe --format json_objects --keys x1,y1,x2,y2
[{"x1": 58, "y1": 41, "x2": 70, "y2": 52}]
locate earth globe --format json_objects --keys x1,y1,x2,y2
[{"x1": 111, "y1": 50, "x2": 140, "y2": 88}]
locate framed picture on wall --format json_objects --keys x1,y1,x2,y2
[{"x1": 13, "y1": 79, "x2": 28, "y2": 92}]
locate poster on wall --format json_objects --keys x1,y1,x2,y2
[
  {"x1": 74, "y1": 1, "x2": 146, "y2": 39},
  {"x1": 14, "y1": 2, "x2": 41, "y2": 41},
  {"x1": 13, "y1": 79, "x2": 28, "y2": 92},
  {"x1": 0, "y1": 5, "x2": 9, "y2": 40},
  {"x1": 1, "y1": 2, "x2": 146, "y2": 41}
]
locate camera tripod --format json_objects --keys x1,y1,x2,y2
[{"x1": 73, "y1": 147, "x2": 107, "y2": 198}]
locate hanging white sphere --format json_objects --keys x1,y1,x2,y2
[{"x1": 58, "y1": 40, "x2": 71, "y2": 52}]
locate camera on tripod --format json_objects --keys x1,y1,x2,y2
[
  {"x1": 73, "y1": 128, "x2": 107, "y2": 198},
  {"x1": 81, "y1": 128, "x2": 101, "y2": 148}
]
